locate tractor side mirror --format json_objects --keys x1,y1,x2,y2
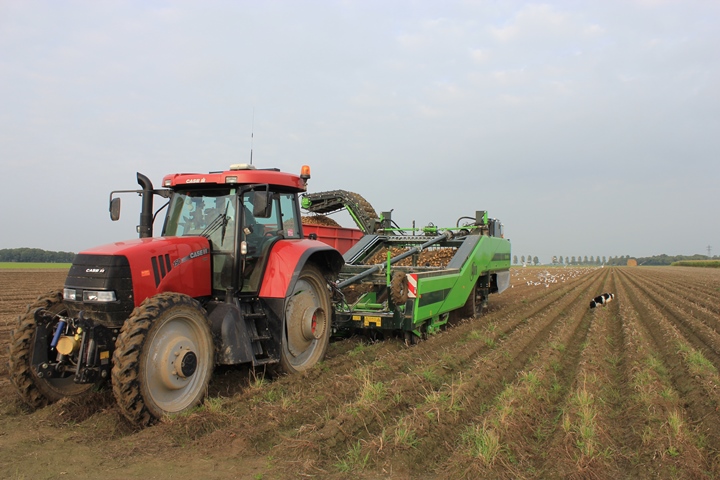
[
  {"x1": 252, "y1": 189, "x2": 273, "y2": 218},
  {"x1": 110, "y1": 197, "x2": 121, "y2": 221}
]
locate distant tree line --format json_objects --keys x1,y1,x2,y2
[
  {"x1": 0, "y1": 248, "x2": 75, "y2": 263},
  {"x1": 635, "y1": 254, "x2": 716, "y2": 266},
  {"x1": 512, "y1": 253, "x2": 718, "y2": 266}
]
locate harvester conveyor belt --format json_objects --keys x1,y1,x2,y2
[
  {"x1": 336, "y1": 231, "x2": 453, "y2": 289},
  {"x1": 302, "y1": 190, "x2": 380, "y2": 234}
]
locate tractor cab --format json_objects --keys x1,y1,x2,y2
[
  {"x1": 108, "y1": 163, "x2": 314, "y2": 301},
  {"x1": 161, "y1": 181, "x2": 304, "y2": 296}
]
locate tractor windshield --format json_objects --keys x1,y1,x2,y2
[
  {"x1": 164, "y1": 188, "x2": 238, "y2": 294},
  {"x1": 163, "y1": 188, "x2": 237, "y2": 250}
]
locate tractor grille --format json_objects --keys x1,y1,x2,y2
[{"x1": 64, "y1": 254, "x2": 134, "y2": 326}]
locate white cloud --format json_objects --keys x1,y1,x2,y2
[{"x1": 469, "y1": 48, "x2": 490, "y2": 63}]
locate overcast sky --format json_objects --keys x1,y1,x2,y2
[{"x1": 1, "y1": 0, "x2": 718, "y2": 262}]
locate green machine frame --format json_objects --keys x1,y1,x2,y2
[{"x1": 332, "y1": 211, "x2": 511, "y2": 341}]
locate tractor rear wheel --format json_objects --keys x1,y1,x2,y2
[
  {"x1": 280, "y1": 264, "x2": 331, "y2": 374},
  {"x1": 112, "y1": 293, "x2": 214, "y2": 426},
  {"x1": 8, "y1": 291, "x2": 94, "y2": 409}
]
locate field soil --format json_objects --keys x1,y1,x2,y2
[{"x1": 2, "y1": 266, "x2": 720, "y2": 479}]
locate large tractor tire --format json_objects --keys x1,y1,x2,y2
[
  {"x1": 8, "y1": 290, "x2": 94, "y2": 409},
  {"x1": 112, "y1": 293, "x2": 214, "y2": 426},
  {"x1": 280, "y1": 264, "x2": 331, "y2": 374}
]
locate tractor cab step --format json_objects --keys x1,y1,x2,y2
[{"x1": 253, "y1": 357, "x2": 279, "y2": 367}]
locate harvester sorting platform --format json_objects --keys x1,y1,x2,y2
[{"x1": 302, "y1": 191, "x2": 512, "y2": 343}]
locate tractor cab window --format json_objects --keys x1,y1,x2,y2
[
  {"x1": 240, "y1": 190, "x2": 301, "y2": 292},
  {"x1": 164, "y1": 188, "x2": 236, "y2": 249},
  {"x1": 163, "y1": 188, "x2": 237, "y2": 294}
]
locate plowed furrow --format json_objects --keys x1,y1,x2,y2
[
  {"x1": 618, "y1": 269, "x2": 720, "y2": 371},
  {"x1": 436, "y1": 271, "x2": 600, "y2": 478},
  {"x1": 610, "y1": 269, "x2": 707, "y2": 477},
  {"x1": 629, "y1": 269, "x2": 720, "y2": 325},
  {"x1": 535, "y1": 271, "x2": 627, "y2": 479},
  {"x1": 634, "y1": 267, "x2": 720, "y2": 304},
  {"x1": 393, "y1": 269, "x2": 609, "y2": 476},
  {"x1": 616, "y1": 268, "x2": 720, "y2": 470}
]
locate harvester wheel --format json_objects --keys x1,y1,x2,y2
[
  {"x1": 390, "y1": 272, "x2": 408, "y2": 306},
  {"x1": 112, "y1": 293, "x2": 214, "y2": 426},
  {"x1": 8, "y1": 290, "x2": 94, "y2": 409},
  {"x1": 453, "y1": 281, "x2": 485, "y2": 321},
  {"x1": 281, "y1": 264, "x2": 331, "y2": 374}
]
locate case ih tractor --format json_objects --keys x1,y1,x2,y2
[{"x1": 9, "y1": 164, "x2": 343, "y2": 426}]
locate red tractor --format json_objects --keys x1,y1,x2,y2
[{"x1": 9, "y1": 164, "x2": 343, "y2": 426}]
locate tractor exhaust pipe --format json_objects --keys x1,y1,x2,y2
[{"x1": 137, "y1": 172, "x2": 154, "y2": 238}]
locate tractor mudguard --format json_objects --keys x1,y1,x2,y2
[{"x1": 258, "y1": 239, "x2": 343, "y2": 299}]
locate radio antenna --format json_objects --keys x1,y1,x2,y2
[{"x1": 250, "y1": 108, "x2": 255, "y2": 165}]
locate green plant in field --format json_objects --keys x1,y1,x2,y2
[
  {"x1": 203, "y1": 396, "x2": 225, "y2": 413},
  {"x1": 519, "y1": 370, "x2": 541, "y2": 389},
  {"x1": 468, "y1": 330, "x2": 482, "y2": 340},
  {"x1": 687, "y1": 350, "x2": 716, "y2": 374},
  {"x1": 394, "y1": 418, "x2": 419, "y2": 448},
  {"x1": 667, "y1": 410, "x2": 683, "y2": 438},
  {"x1": 605, "y1": 354, "x2": 621, "y2": 368},
  {"x1": 422, "y1": 380, "x2": 463, "y2": 422},
  {"x1": 645, "y1": 354, "x2": 667, "y2": 376},
  {"x1": 561, "y1": 412, "x2": 572, "y2": 434},
  {"x1": 372, "y1": 359, "x2": 389, "y2": 370},
  {"x1": 348, "y1": 341, "x2": 369, "y2": 357},
  {"x1": 550, "y1": 379, "x2": 563, "y2": 397},
  {"x1": 640, "y1": 425, "x2": 652, "y2": 446},
  {"x1": 660, "y1": 387, "x2": 676, "y2": 400},
  {"x1": 334, "y1": 440, "x2": 370, "y2": 473},
  {"x1": 550, "y1": 360, "x2": 562, "y2": 373},
  {"x1": 249, "y1": 373, "x2": 270, "y2": 390},
  {"x1": 461, "y1": 422, "x2": 502, "y2": 465},
  {"x1": 676, "y1": 342, "x2": 718, "y2": 375},
  {"x1": 420, "y1": 367, "x2": 442, "y2": 387},
  {"x1": 570, "y1": 380, "x2": 599, "y2": 458},
  {"x1": 357, "y1": 373, "x2": 386, "y2": 406},
  {"x1": 484, "y1": 337, "x2": 496, "y2": 349}
]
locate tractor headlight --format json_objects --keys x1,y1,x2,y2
[
  {"x1": 63, "y1": 288, "x2": 77, "y2": 301},
  {"x1": 82, "y1": 290, "x2": 117, "y2": 302}
]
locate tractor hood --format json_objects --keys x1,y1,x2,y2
[{"x1": 73, "y1": 236, "x2": 213, "y2": 309}]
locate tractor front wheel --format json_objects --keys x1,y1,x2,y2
[
  {"x1": 280, "y1": 264, "x2": 331, "y2": 374},
  {"x1": 8, "y1": 290, "x2": 94, "y2": 408},
  {"x1": 112, "y1": 293, "x2": 214, "y2": 426}
]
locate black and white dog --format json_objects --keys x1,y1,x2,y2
[{"x1": 590, "y1": 293, "x2": 615, "y2": 308}]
